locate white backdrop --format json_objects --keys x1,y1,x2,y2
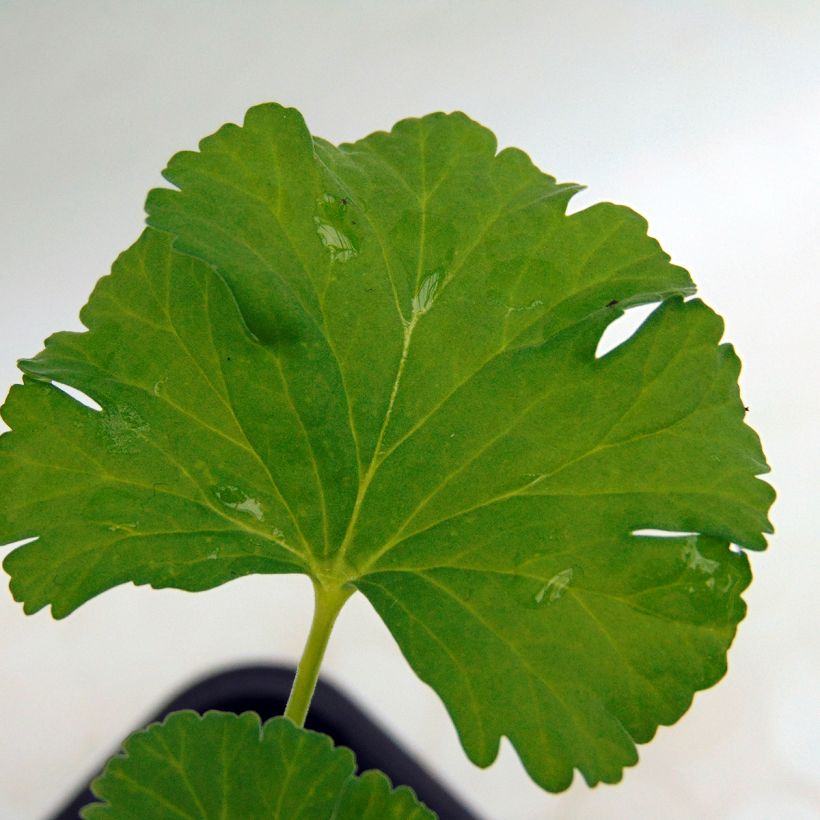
[{"x1": 1, "y1": 2, "x2": 818, "y2": 818}]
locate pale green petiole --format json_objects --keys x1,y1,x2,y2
[{"x1": 283, "y1": 580, "x2": 354, "y2": 726}]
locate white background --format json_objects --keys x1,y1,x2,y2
[{"x1": 1, "y1": 2, "x2": 818, "y2": 818}]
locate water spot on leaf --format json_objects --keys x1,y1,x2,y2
[
  {"x1": 505, "y1": 299, "x2": 544, "y2": 315},
  {"x1": 107, "y1": 522, "x2": 139, "y2": 533},
  {"x1": 101, "y1": 406, "x2": 150, "y2": 454},
  {"x1": 214, "y1": 485, "x2": 265, "y2": 521},
  {"x1": 314, "y1": 194, "x2": 359, "y2": 262},
  {"x1": 535, "y1": 568, "x2": 574, "y2": 604},
  {"x1": 412, "y1": 270, "x2": 443, "y2": 315},
  {"x1": 681, "y1": 539, "x2": 720, "y2": 575}
]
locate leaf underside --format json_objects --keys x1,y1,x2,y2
[
  {"x1": 81, "y1": 711, "x2": 434, "y2": 819},
  {"x1": 0, "y1": 104, "x2": 774, "y2": 791}
]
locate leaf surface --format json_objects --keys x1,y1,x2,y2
[
  {"x1": 0, "y1": 104, "x2": 774, "y2": 789},
  {"x1": 81, "y1": 711, "x2": 434, "y2": 819}
]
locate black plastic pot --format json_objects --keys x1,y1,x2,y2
[{"x1": 52, "y1": 664, "x2": 481, "y2": 820}]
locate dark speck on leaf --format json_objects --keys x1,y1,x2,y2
[{"x1": 606, "y1": 299, "x2": 619, "y2": 307}]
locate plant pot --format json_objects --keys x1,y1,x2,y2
[{"x1": 52, "y1": 664, "x2": 480, "y2": 820}]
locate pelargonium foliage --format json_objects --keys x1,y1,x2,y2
[{"x1": 1, "y1": 104, "x2": 773, "y2": 806}]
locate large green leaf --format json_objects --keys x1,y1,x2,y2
[
  {"x1": 0, "y1": 104, "x2": 774, "y2": 790},
  {"x1": 81, "y1": 710, "x2": 434, "y2": 819}
]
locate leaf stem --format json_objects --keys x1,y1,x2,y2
[{"x1": 283, "y1": 580, "x2": 353, "y2": 727}]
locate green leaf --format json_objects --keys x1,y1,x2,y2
[
  {"x1": 81, "y1": 711, "x2": 435, "y2": 819},
  {"x1": 0, "y1": 104, "x2": 774, "y2": 790}
]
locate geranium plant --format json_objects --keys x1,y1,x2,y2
[{"x1": 0, "y1": 104, "x2": 774, "y2": 818}]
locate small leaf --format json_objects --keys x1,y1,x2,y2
[
  {"x1": 1, "y1": 104, "x2": 775, "y2": 790},
  {"x1": 81, "y1": 710, "x2": 435, "y2": 819}
]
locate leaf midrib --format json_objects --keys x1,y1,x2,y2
[{"x1": 326, "y1": 131, "x2": 562, "y2": 576}]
